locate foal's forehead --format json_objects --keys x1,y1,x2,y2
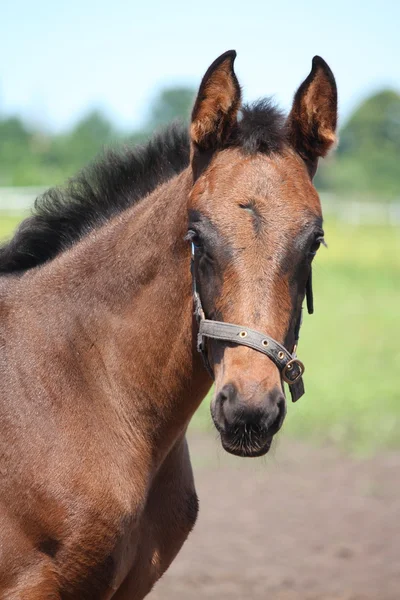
[{"x1": 193, "y1": 147, "x2": 321, "y2": 222}]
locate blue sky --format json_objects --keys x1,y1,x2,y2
[{"x1": 1, "y1": 0, "x2": 399, "y2": 132}]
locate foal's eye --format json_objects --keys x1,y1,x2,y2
[{"x1": 309, "y1": 235, "x2": 325, "y2": 257}]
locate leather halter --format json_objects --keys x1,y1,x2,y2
[{"x1": 191, "y1": 243, "x2": 313, "y2": 402}]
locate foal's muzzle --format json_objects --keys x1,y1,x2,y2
[{"x1": 212, "y1": 383, "x2": 287, "y2": 457}]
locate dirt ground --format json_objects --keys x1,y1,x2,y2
[{"x1": 150, "y1": 432, "x2": 400, "y2": 600}]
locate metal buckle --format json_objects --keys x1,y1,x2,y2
[{"x1": 282, "y1": 358, "x2": 305, "y2": 385}]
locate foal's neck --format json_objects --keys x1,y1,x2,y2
[{"x1": 32, "y1": 168, "x2": 211, "y2": 465}]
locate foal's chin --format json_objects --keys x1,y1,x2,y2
[{"x1": 219, "y1": 431, "x2": 273, "y2": 458}]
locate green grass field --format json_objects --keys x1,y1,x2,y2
[
  {"x1": 0, "y1": 214, "x2": 25, "y2": 239},
  {"x1": 1, "y1": 212, "x2": 399, "y2": 454}
]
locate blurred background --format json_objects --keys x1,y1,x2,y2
[{"x1": 1, "y1": 1, "x2": 399, "y2": 598}]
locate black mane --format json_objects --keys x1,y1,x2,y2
[
  {"x1": 0, "y1": 124, "x2": 190, "y2": 274},
  {"x1": 0, "y1": 100, "x2": 285, "y2": 274}
]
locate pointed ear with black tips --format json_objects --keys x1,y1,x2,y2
[
  {"x1": 287, "y1": 56, "x2": 338, "y2": 178},
  {"x1": 190, "y1": 50, "x2": 241, "y2": 179}
]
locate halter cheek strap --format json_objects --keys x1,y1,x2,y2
[{"x1": 191, "y1": 244, "x2": 312, "y2": 403}]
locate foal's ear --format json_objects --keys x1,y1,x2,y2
[
  {"x1": 287, "y1": 56, "x2": 337, "y2": 178},
  {"x1": 191, "y1": 50, "x2": 241, "y2": 179}
]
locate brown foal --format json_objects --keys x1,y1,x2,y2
[{"x1": 0, "y1": 51, "x2": 337, "y2": 598}]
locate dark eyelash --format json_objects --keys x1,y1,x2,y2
[
  {"x1": 185, "y1": 229, "x2": 203, "y2": 247},
  {"x1": 185, "y1": 229, "x2": 197, "y2": 241}
]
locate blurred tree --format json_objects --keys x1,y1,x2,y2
[
  {"x1": 50, "y1": 110, "x2": 118, "y2": 174},
  {"x1": 0, "y1": 117, "x2": 41, "y2": 185},
  {"x1": 316, "y1": 89, "x2": 400, "y2": 198},
  {"x1": 0, "y1": 117, "x2": 31, "y2": 169},
  {"x1": 338, "y1": 90, "x2": 400, "y2": 155},
  {"x1": 147, "y1": 87, "x2": 195, "y2": 130}
]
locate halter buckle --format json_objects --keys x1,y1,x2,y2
[{"x1": 282, "y1": 358, "x2": 305, "y2": 385}]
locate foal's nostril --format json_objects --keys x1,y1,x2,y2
[
  {"x1": 216, "y1": 383, "x2": 238, "y2": 406},
  {"x1": 213, "y1": 383, "x2": 239, "y2": 432},
  {"x1": 266, "y1": 393, "x2": 287, "y2": 435}
]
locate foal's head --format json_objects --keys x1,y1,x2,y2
[{"x1": 187, "y1": 51, "x2": 337, "y2": 457}]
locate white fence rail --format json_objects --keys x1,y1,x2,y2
[
  {"x1": 321, "y1": 193, "x2": 400, "y2": 226},
  {"x1": 1, "y1": 187, "x2": 400, "y2": 226},
  {"x1": 0, "y1": 187, "x2": 46, "y2": 214}
]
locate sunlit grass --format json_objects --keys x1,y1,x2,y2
[
  {"x1": 0, "y1": 213, "x2": 24, "y2": 240},
  {"x1": 1, "y1": 212, "x2": 399, "y2": 453}
]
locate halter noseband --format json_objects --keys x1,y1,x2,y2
[{"x1": 191, "y1": 243, "x2": 313, "y2": 403}]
